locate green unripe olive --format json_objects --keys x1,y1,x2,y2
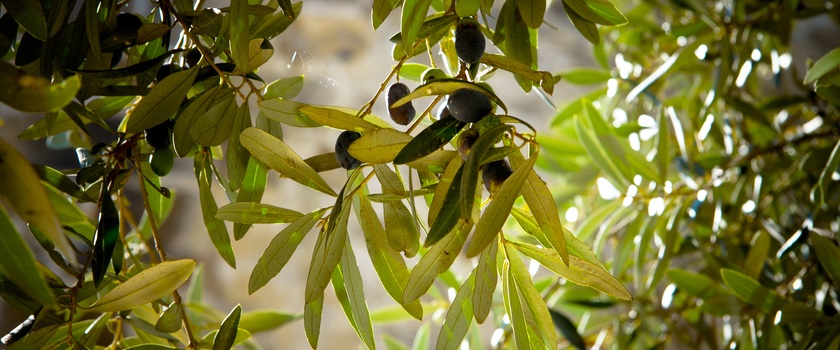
[
  {"x1": 458, "y1": 129, "x2": 479, "y2": 160},
  {"x1": 150, "y1": 147, "x2": 175, "y2": 176},
  {"x1": 335, "y1": 131, "x2": 362, "y2": 170},
  {"x1": 447, "y1": 88, "x2": 492, "y2": 123},
  {"x1": 387, "y1": 82, "x2": 416, "y2": 126},
  {"x1": 144, "y1": 119, "x2": 174, "y2": 149},
  {"x1": 482, "y1": 159, "x2": 513, "y2": 194},
  {"x1": 455, "y1": 18, "x2": 485, "y2": 65},
  {"x1": 421, "y1": 67, "x2": 447, "y2": 85}
]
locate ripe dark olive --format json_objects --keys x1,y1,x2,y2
[
  {"x1": 421, "y1": 67, "x2": 447, "y2": 85},
  {"x1": 455, "y1": 18, "x2": 485, "y2": 65},
  {"x1": 150, "y1": 147, "x2": 175, "y2": 176},
  {"x1": 458, "y1": 129, "x2": 479, "y2": 160},
  {"x1": 185, "y1": 48, "x2": 202, "y2": 68},
  {"x1": 145, "y1": 120, "x2": 173, "y2": 148},
  {"x1": 387, "y1": 82, "x2": 416, "y2": 126},
  {"x1": 335, "y1": 131, "x2": 362, "y2": 170},
  {"x1": 482, "y1": 160, "x2": 513, "y2": 194},
  {"x1": 447, "y1": 88, "x2": 492, "y2": 123},
  {"x1": 116, "y1": 13, "x2": 143, "y2": 33}
]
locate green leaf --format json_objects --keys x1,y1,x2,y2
[
  {"x1": 216, "y1": 202, "x2": 304, "y2": 224},
  {"x1": 190, "y1": 92, "x2": 237, "y2": 146},
  {"x1": 1, "y1": 0, "x2": 46, "y2": 40},
  {"x1": 479, "y1": 54, "x2": 552, "y2": 88},
  {"x1": 240, "y1": 127, "x2": 337, "y2": 196},
  {"x1": 472, "y1": 241, "x2": 497, "y2": 324},
  {"x1": 512, "y1": 242, "x2": 631, "y2": 300},
  {"x1": 155, "y1": 302, "x2": 183, "y2": 333},
  {"x1": 744, "y1": 231, "x2": 770, "y2": 279},
  {"x1": 195, "y1": 151, "x2": 236, "y2": 268},
  {"x1": 227, "y1": 103, "x2": 252, "y2": 192},
  {"x1": 424, "y1": 164, "x2": 464, "y2": 247},
  {"x1": 503, "y1": 5, "x2": 534, "y2": 92},
  {"x1": 332, "y1": 241, "x2": 376, "y2": 349},
  {"x1": 0, "y1": 137, "x2": 72, "y2": 260},
  {"x1": 263, "y1": 76, "x2": 304, "y2": 100},
  {"x1": 87, "y1": 259, "x2": 195, "y2": 312},
  {"x1": 348, "y1": 127, "x2": 414, "y2": 164},
  {"x1": 404, "y1": 221, "x2": 471, "y2": 303},
  {"x1": 299, "y1": 105, "x2": 380, "y2": 132},
  {"x1": 172, "y1": 88, "x2": 220, "y2": 157},
  {"x1": 259, "y1": 99, "x2": 319, "y2": 127},
  {"x1": 92, "y1": 185, "x2": 120, "y2": 286},
  {"x1": 436, "y1": 271, "x2": 476, "y2": 350},
  {"x1": 0, "y1": 206, "x2": 54, "y2": 306},
  {"x1": 428, "y1": 157, "x2": 462, "y2": 224},
  {"x1": 305, "y1": 198, "x2": 351, "y2": 303},
  {"x1": 466, "y1": 153, "x2": 535, "y2": 257},
  {"x1": 252, "y1": 2, "x2": 301, "y2": 39},
  {"x1": 304, "y1": 294, "x2": 323, "y2": 349},
  {"x1": 397, "y1": 63, "x2": 431, "y2": 82},
  {"x1": 230, "y1": 0, "x2": 251, "y2": 73},
  {"x1": 666, "y1": 268, "x2": 725, "y2": 299},
  {"x1": 126, "y1": 67, "x2": 199, "y2": 133},
  {"x1": 559, "y1": 68, "x2": 612, "y2": 85},
  {"x1": 506, "y1": 246, "x2": 557, "y2": 349},
  {"x1": 394, "y1": 115, "x2": 465, "y2": 164},
  {"x1": 238, "y1": 310, "x2": 301, "y2": 334},
  {"x1": 392, "y1": 78, "x2": 507, "y2": 113},
  {"x1": 517, "y1": 0, "x2": 545, "y2": 28},
  {"x1": 562, "y1": 0, "x2": 627, "y2": 25},
  {"x1": 400, "y1": 0, "x2": 434, "y2": 55},
  {"x1": 564, "y1": 2, "x2": 599, "y2": 45},
  {"x1": 356, "y1": 192, "x2": 423, "y2": 319},
  {"x1": 804, "y1": 47, "x2": 840, "y2": 84},
  {"x1": 32, "y1": 164, "x2": 93, "y2": 201},
  {"x1": 720, "y1": 268, "x2": 784, "y2": 314},
  {"x1": 0, "y1": 63, "x2": 81, "y2": 112},
  {"x1": 406, "y1": 149, "x2": 456, "y2": 173},
  {"x1": 456, "y1": 0, "x2": 480, "y2": 17},
  {"x1": 508, "y1": 151, "x2": 569, "y2": 265},
  {"x1": 501, "y1": 262, "x2": 532, "y2": 350},
  {"x1": 460, "y1": 124, "x2": 512, "y2": 220},
  {"x1": 811, "y1": 235, "x2": 840, "y2": 291},
  {"x1": 248, "y1": 208, "x2": 326, "y2": 294},
  {"x1": 810, "y1": 139, "x2": 840, "y2": 205},
  {"x1": 67, "y1": 51, "x2": 177, "y2": 79},
  {"x1": 574, "y1": 111, "x2": 628, "y2": 188},
  {"x1": 234, "y1": 157, "x2": 268, "y2": 240},
  {"x1": 383, "y1": 200, "x2": 420, "y2": 258},
  {"x1": 372, "y1": 0, "x2": 398, "y2": 29},
  {"x1": 198, "y1": 329, "x2": 251, "y2": 349},
  {"x1": 214, "y1": 305, "x2": 242, "y2": 350}
]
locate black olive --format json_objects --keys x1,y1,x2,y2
[
  {"x1": 335, "y1": 131, "x2": 362, "y2": 170},
  {"x1": 144, "y1": 120, "x2": 173, "y2": 149},
  {"x1": 458, "y1": 129, "x2": 479, "y2": 160},
  {"x1": 387, "y1": 82, "x2": 416, "y2": 125},
  {"x1": 455, "y1": 18, "x2": 485, "y2": 65},
  {"x1": 482, "y1": 159, "x2": 513, "y2": 194},
  {"x1": 447, "y1": 88, "x2": 492, "y2": 123}
]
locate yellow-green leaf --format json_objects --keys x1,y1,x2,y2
[
  {"x1": 0, "y1": 63, "x2": 80, "y2": 112},
  {"x1": 87, "y1": 259, "x2": 196, "y2": 312},
  {"x1": 472, "y1": 242, "x2": 497, "y2": 324},
  {"x1": 0, "y1": 205, "x2": 54, "y2": 306},
  {"x1": 230, "y1": 0, "x2": 250, "y2": 73},
  {"x1": 401, "y1": 0, "x2": 434, "y2": 55},
  {"x1": 348, "y1": 128, "x2": 413, "y2": 164},
  {"x1": 305, "y1": 201, "x2": 350, "y2": 303},
  {"x1": 263, "y1": 75, "x2": 304, "y2": 100},
  {"x1": 404, "y1": 221, "x2": 471, "y2": 303},
  {"x1": 562, "y1": 0, "x2": 627, "y2": 25},
  {"x1": 435, "y1": 271, "x2": 475, "y2": 350},
  {"x1": 304, "y1": 295, "x2": 323, "y2": 348},
  {"x1": 214, "y1": 305, "x2": 242, "y2": 350},
  {"x1": 126, "y1": 67, "x2": 198, "y2": 133},
  {"x1": 564, "y1": 2, "x2": 600, "y2": 45},
  {"x1": 506, "y1": 246, "x2": 557, "y2": 349},
  {"x1": 240, "y1": 127, "x2": 337, "y2": 196},
  {"x1": 190, "y1": 92, "x2": 237, "y2": 146},
  {"x1": 259, "y1": 99, "x2": 319, "y2": 127},
  {"x1": 299, "y1": 105, "x2": 380, "y2": 132},
  {"x1": 216, "y1": 202, "x2": 304, "y2": 224},
  {"x1": 332, "y1": 241, "x2": 376, "y2": 349},
  {"x1": 811, "y1": 235, "x2": 840, "y2": 291},
  {"x1": 720, "y1": 268, "x2": 784, "y2": 314},
  {"x1": 517, "y1": 0, "x2": 545, "y2": 28},
  {"x1": 392, "y1": 78, "x2": 507, "y2": 113}
]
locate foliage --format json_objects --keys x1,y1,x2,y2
[{"x1": 0, "y1": 0, "x2": 838, "y2": 349}]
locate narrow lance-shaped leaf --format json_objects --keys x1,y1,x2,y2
[
  {"x1": 230, "y1": 0, "x2": 250, "y2": 73},
  {"x1": 460, "y1": 124, "x2": 512, "y2": 220},
  {"x1": 401, "y1": 0, "x2": 434, "y2": 55},
  {"x1": 518, "y1": 0, "x2": 546, "y2": 28},
  {"x1": 0, "y1": 206, "x2": 54, "y2": 306},
  {"x1": 372, "y1": 0, "x2": 398, "y2": 29},
  {"x1": 1, "y1": 0, "x2": 47, "y2": 40},
  {"x1": 394, "y1": 115, "x2": 465, "y2": 164},
  {"x1": 508, "y1": 150, "x2": 569, "y2": 265},
  {"x1": 332, "y1": 241, "x2": 376, "y2": 349},
  {"x1": 305, "y1": 192, "x2": 352, "y2": 303},
  {"x1": 466, "y1": 151, "x2": 536, "y2": 257},
  {"x1": 348, "y1": 128, "x2": 414, "y2": 164},
  {"x1": 810, "y1": 139, "x2": 840, "y2": 205},
  {"x1": 299, "y1": 105, "x2": 380, "y2": 132},
  {"x1": 213, "y1": 305, "x2": 242, "y2": 350},
  {"x1": 155, "y1": 302, "x2": 183, "y2": 333},
  {"x1": 87, "y1": 259, "x2": 196, "y2": 312},
  {"x1": 191, "y1": 93, "x2": 237, "y2": 146},
  {"x1": 501, "y1": 261, "x2": 532, "y2": 350},
  {"x1": 92, "y1": 184, "x2": 120, "y2": 286},
  {"x1": 240, "y1": 127, "x2": 337, "y2": 196},
  {"x1": 195, "y1": 151, "x2": 236, "y2": 268},
  {"x1": 248, "y1": 208, "x2": 326, "y2": 294},
  {"x1": 0, "y1": 137, "x2": 72, "y2": 261},
  {"x1": 304, "y1": 294, "x2": 323, "y2": 349},
  {"x1": 720, "y1": 268, "x2": 784, "y2": 314},
  {"x1": 506, "y1": 245, "x2": 557, "y2": 348},
  {"x1": 404, "y1": 221, "x2": 471, "y2": 303},
  {"x1": 234, "y1": 157, "x2": 268, "y2": 240},
  {"x1": 562, "y1": 0, "x2": 627, "y2": 25},
  {"x1": 216, "y1": 202, "x2": 304, "y2": 224},
  {"x1": 436, "y1": 271, "x2": 476, "y2": 350},
  {"x1": 563, "y1": 2, "x2": 599, "y2": 45},
  {"x1": 424, "y1": 164, "x2": 464, "y2": 247},
  {"x1": 125, "y1": 67, "x2": 199, "y2": 133},
  {"x1": 392, "y1": 79, "x2": 507, "y2": 113},
  {"x1": 356, "y1": 191, "x2": 423, "y2": 319},
  {"x1": 238, "y1": 310, "x2": 301, "y2": 334},
  {"x1": 811, "y1": 235, "x2": 840, "y2": 292},
  {"x1": 0, "y1": 62, "x2": 81, "y2": 112},
  {"x1": 804, "y1": 47, "x2": 840, "y2": 84},
  {"x1": 473, "y1": 241, "x2": 498, "y2": 324}
]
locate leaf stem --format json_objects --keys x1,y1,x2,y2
[{"x1": 357, "y1": 55, "x2": 411, "y2": 118}]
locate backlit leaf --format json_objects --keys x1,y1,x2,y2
[
  {"x1": 424, "y1": 164, "x2": 464, "y2": 247},
  {"x1": 562, "y1": 0, "x2": 627, "y2": 25},
  {"x1": 216, "y1": 202, "x2": 304, "y2": 224},
  {"x1": 332, "y1": 242, "x2": 375, "y2": 349},
  {"x1": 400, "y1": 0, "x2": 434, "y2": 55},
  {"x1": 472, "y1": 242, "x2": 497, "y2": 324},
  {"x1": 507, "y1": 246, "x2": 557, "y2": 348},
  {"x1": 299, "y1": 105, "x2": 380, "y2": 132},
  {"x1": 259, "y1": 99, "x2": 319, "y2": 127},
  {"x1": 191, "y1": 92, "x2": 237, "y2": 146},
  {"x1": 517, "y1": 0, "x2": 545, "y2": 28},
  {"x1": 0, "y1": 206, "x2": 54, "y2": 306},
  {"x1": 155, "y1": 302, "x2": 183, "y2": 333},
  {"x1": 213, "y1": 305, "x2": 241, "y2": 350},
  {"x1": 87, "y1": 259, "x2": 195, "y2": 312},
  {"x1": 239, "y1": 310, "x2": 301, "y2": 334},
  {"x1": 263, "y1": 75, "x2": 304, "y2": 100},
  {"x1": 460, "y1": 124, "x2": 512, "y2": 220},
  {"x1": 240, "y1": 127, "x2": 337, "y2": 196},
  {"x1": 720, "y1": 268, "x2": 784, "y2": 314},
  {"x1": 195, "y1": 151, "x2": 236, "y2": 268},
  {"x1": 804, "y1": 47, "x2": 840, "y2": 84},
  {"x1": 405, "y1": 221, "x2": 471, "y2": 303},
  {"x1": 0, "y1": 63, "x2": 81, "y2": 112},
  {"x1": 436, "y1": 272, "x2": 476, "y2": 350},
  {"x1": 304, "y1": 294, "x2": 323, "y2": 348},
  {"x1": 230, "y1": 0, "x2": 250, "y2": 73},
  {"x1": 372, "y1": 0, "x2": 398, "y2": 29},
  {"x1": 383, "y1": 200, "x2": 420, "y2": 258},
  {"x1": 392, "y1": 79, "x2": 507, "y2": 113},
  {"x1": 348, "y1": 128, "x2": 414, "y2": 164},
  {"x1": 305, "y1": 197, "x2": 351, "y2": 303},
  {"x1": 126, "y1": 67, "x2": 198, "y2": 133},
  {"x1": 564, "y1": 2, "x2": 599, "y2": 45},
  {"x1": 394, "y1": 115, "x2": 465, "y2": 164}
]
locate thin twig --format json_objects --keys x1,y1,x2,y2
[{"x1": 406, "y1": 96, "x2": 443, "y2": 134}]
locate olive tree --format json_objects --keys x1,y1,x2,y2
[{"x1": 0, "y1": 0, "x2": 839, "y2": 349}]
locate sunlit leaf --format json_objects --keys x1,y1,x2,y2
[
  {"x1": 348, "y1": 127, "x2": 414, "y2": 164},
  {"x1": 405, "y1": 221, "x2": 471, "y2": 303},
  {"x1": 125, "y1": 67, "x2": 198, "y2": 133},
  {"x1": 517, "y1": 0, "x2": 545, "y2": 28},
  {"x1": 332, "y1": 241, "x2": 375, "y2": 349},
  {"x1": 305, "y1": 199, "x2": 351, "y2": 303},
  {"x1": 392, "y1": 79, "x2": 507, "y2": 113},
  {"x1": 372, "y1": 0, "x2": 398, "y2": 29},
  {"x1": 195, "y1": 151, "x2": 236, "y2": 268},
  {"x1": 299, "y1": 105, "x2": 380, "y2": 132},
  {"x1": 259, "y1": 99, "x2": 319, "y2": 127},
  {"x1": 394, "y1": 115, "x2": 465, "y2": 164},
  {"x1": 155, "y1": 302, "x2": 183, "y2": 333},
  {"x1": 190, "y1": 92, "x2": 237, "y2": 147},
  {"x1": 562, "y1": 0, "x2": 627, "y2": 25},
  {"x1": 400, "y1": 0, "x2": 434, "y2": 55},
  {"x1": 0, "y1": 206, "x2": 54, "y2": 306},
  {"x1": 87, "y1": 259, "x2": 195, "y2": 312},
  {"x1": 239, "y1": 310, "x2": 300, "y2": 334},
  {"x1": 804, "y1": 47, "x2": 840, "y2": 84},
  {"x1": 564, "y1": 2, "x2": 599, "y2": 45},
  {"x1": 436, "y1": 271, "x2": 476, "y2": 350},
  {"x1": 506, "y1": 245, "x2": 557, "y2": 348},
  {"x1": 240, "y1": 127, "x2": 337, "y2": 196},
  {"x1": 304, "y1": 294, "x2": 323, "y2": 349},
  {"x1": 216, "y1": 202, "x2": 303, "y2": 224},
  {"x1": 472, "y1": 242, "x2": 497, "y2": 324},
  {"x1": 213, "y1": 305, "x2": 241, "y2": 350},
  {"x1": 230, "y1": 0, "x2": 250, "y2": 73},
  {"x1": 263, "y1": 75, "x2": 304, "y2": 100},
  {"x1": 460, "y1": 124, "x2": 512, "y2": 220}
]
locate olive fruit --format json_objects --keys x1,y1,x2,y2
[
  {"x1": 185, "y1": 48, "x2": 202, "y2": 68},
  {"x1": 437, "y1": 105, "x2": 452, "y2": 120},
  {"x1": 482, "y1": 159, "x2": 513, "y2": 194},
  {"x1": 421, "y1": 67, "x2": 447, "y2": 85},
  {"x1": 387, "y1": 82, "x2": 416, "y2": 125},
  {"x1": 150, "y1": 147, "x2": 175, "y2": 176},
  {"x1": 145, "y1": 120, "x2": 173, "y2": 148},
  {"x1": 447, "y1": 88, "x2": 492, "y2": 123},
  {"x1": 455, "y1": 18, "x2": 485, "y2": 64},
  {"x1": 458, "y1": 129, "x2": 479, "y2": 160},
  {"x1": 335, "y1": 131, "x2": 362, "y2": 170},
  {"x1": 116, "y1": 13, "x2": 143, "y2": 33}
]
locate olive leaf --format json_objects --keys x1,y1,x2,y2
[{"x1": 87, "y1": 259, "x2": 196, "y2": 312}]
